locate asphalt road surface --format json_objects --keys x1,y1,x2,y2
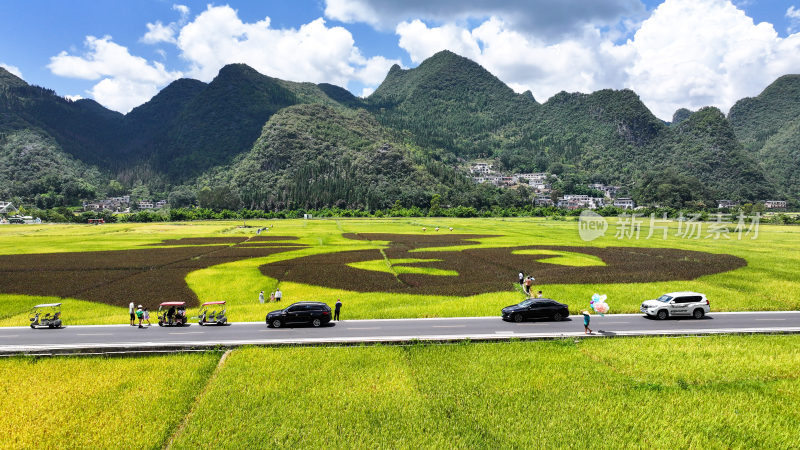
[{"x1": 1, "y1": 311, "x2": 799, "y2": 355}]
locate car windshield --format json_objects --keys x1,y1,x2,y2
[
  {"x1": 656, "y1": 295, "x2": 673, "y2": 302},
  {"x1": 518, "y1": 299, "x2": 536, "y2": 307}
]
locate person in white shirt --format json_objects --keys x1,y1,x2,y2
[
  {"x1": 274, "y1": 288, "x2": 282, "y2": 302},
  {"x1": 259, "y1": 291, "x2": 264, "y2": 304},
  {"x1": 129, "y1": 301, "x2": 135, "y2": 326}
]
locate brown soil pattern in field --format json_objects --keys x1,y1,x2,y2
[
  {"x1": 0, "y1": 237, "x2": 304, "y2": 308},
  {"x1": 260, "y1": 233, "x2": 747, "y2": 296}
]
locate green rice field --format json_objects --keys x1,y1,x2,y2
[
  {"x1": 2, "y1": 335, "x2": 798, "y2": 449},
  {"x1": 0, "y1": 217, "x2": 798, "y2": 326}
]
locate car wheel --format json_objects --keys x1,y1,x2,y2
[
  {"x1": 514, "y1": 313, "x2": 523, "y2": 323},
  {"x1": 271, "y1": 319, "x2": 282, "y2": 328},
  {"x1": 553, "y1": 312, "x2": 563, "y2": 321},
  {"x1": 656, "y1": 309, "x2": 668, "y2": 320},
  {"x1": 693, "y1": 309, "x2": 705, "y2": 319},
  {"x1": 312, "y1": 318, "x2": 321, "y2": 327}
]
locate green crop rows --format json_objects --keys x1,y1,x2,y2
[{"x1": 0, "y1": 217, "x2": 799, "y2": 326}]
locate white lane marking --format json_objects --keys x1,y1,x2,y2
[
  {"x1": 495, "y1": 331, "x2": 514, "y2": 335},
  {"x1": 168, "y1": 332, "x2": 205, "y2": 335},
  {"x1": 755, "y1": 319, "x2": 786, "y2": 321},
  {"x1": 432, "y1": 325, "x2": 467, "y2": 328},
  {"x1": 6, "y1": 327, "x2": 800, "y2": 352},
  {"x1": 346, "y1": 327, "x2": 381, "y2": 330},
  {"x1": 76, "y1": 333, "x2": 113, "y2": 336},
  {"x1": 0, "y1": 335, "x2": 19, "y2": 338},
  {"x1": 259, "y1": 329, "x2": 290, "y2": 332},
  {"x1": 597, "y1": 321, "x2": 630, "y2": 324}
]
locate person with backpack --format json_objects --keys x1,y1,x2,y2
[{"x1": 136, "y1": 305, "x2": 145, "y2": 328}]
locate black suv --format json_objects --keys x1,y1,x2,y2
[
  {"x1": 502, "y1": 299, "x2": 569, "y2": 322},
  {"x1": 266, "y1": 302, "x2": 332, "y2": 328}
]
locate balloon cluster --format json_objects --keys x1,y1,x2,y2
[{"x1": 590, "y1": 293, "x2": 610, "y2": 316}]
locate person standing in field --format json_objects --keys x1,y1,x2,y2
[
  {"x1": 518, "y1": 271, "x2": 524, "y2": 286},
  {"x1": 524, "y1": 276, "x2": 533, "y2": 295},
  {"x1": 536, "y1": 290, "x2": 543, "y2": 298},
  {"x1": 129, "y1": 301, "x2": 135, "y2": 326},
  {"x1": 259, "y1": 290, "x2": 264, "y2": 304},
  {"x1": 334, "y1": 299, "x2": 342, "y2": 321},
  {"x1": 582, "y1": 310, "x2": 593, "y2": 334},
  {"x1": 269, "y1": 291, "x2": 275, "y2": 302},
  {"x1": 274, "y1": 288, "x2": 282, "y2": 302}
]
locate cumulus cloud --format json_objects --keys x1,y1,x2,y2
[
  {"x1": 141, "y1": 4, "x2": 190, "y2": 44},
  {"x1": 788, "y1": 6, "x2": 800, "y2": 33},
  {"x1": 326, "y1": 0, "x2": 646, "y2": 40},
  {"x1": 395, "y1": 0, "x2": 800, "y2": 119},
  {"x1": 64, "y1": 94, "x2": 83, "y2": 101},
  {"x1": 175, "y1": 5, "x2": 399, "y2": 87},
  {"x1": 0, "y1": 63, "x2": 23, "y2": 79},
  {"x1": 48, "y1": 35, "x2": 181, "y2": 112}
]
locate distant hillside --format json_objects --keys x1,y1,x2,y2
[
  {"x1": 226, "y1": 104, "x2": 486, "y2": 210},
  {"x1": 0, "y1": 129, "x2": 103, "y2": 205},
  {"x1": 367, "y1": 50, "x2": 537, "y2": 157},
  {"x1": 0, "y1": 56, "x2": 795, "y2": 208}
]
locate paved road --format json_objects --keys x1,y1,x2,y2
[{"x1": 1, "y1": 311, "x2": 799, "y2": 354}]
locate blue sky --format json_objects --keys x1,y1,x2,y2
[{"x1": 2, "y1": 0, "x2": 800, "y2": 119}]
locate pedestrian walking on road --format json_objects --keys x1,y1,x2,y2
[
  {"x1": 129, "y1": 301, "x2": 135, "y2": 326},
  {"x1": 334, "y1": 299, "x2": 342, "y2": 321},
  {"x1": 259, "y1": 290, "x2": 264, "y2": 304},
  {"x1": 136, "y1": 305, "x2": 145, "y2": 328},
  {"x1": 582, "y1": 310, "x2": 593, "y2": 334},
  {"x1": 274, "y1": 288, "x2": 282, "y2": 302}
]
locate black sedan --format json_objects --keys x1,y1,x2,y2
[
  {"x1": 266, "y1": 301, "x2": 332, "y2": 328},
  {"x1": 502, "y1": 299, "x2": 569, "y2": 322}
]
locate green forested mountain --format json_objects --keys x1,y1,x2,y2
[
  {"x1": 728, "y1": 75, "x2": 800, "y2": 199},
  {"x1": 0, "y1": 55, "x2": 796, "y2": 209},
  {"x1": 368, "y1": 50, "x2": 538, "y2": 158},
  {"x1": 0, "y1": 129, "x2": 102, "y2": 205},
  {"x1": 224, "y1": 104, "x2": 490, "y2": 210}
]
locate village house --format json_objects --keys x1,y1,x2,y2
[
  {"x1": 588, "y1": 183, "x2": 622, "y2": 198},
  {"x1": 557, "y1": 195, "x2": 606, "y2": 210},
  {"x1": 613, "y1": 198, "x2": 635, "y2": 209},
  {"x1": 717, "y1": 200, "x2": 739, "y2": 209},
  {"x1": 469, "y1": 163, "x2": 494, "y2": 175},
  {"x1": 764, "y1": 200, "x2": 787, "y2": 209}
]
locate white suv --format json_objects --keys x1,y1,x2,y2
[{"x1": 640, "y1": 291, "x2": 710, "y2": 320}]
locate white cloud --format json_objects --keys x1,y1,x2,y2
[
  {"x1": 0, "y1": 63, "x2": 23, "y2": 79},
  {"x1": 360, "y1": 87, "x2": 375, "y2": 97},
  {"x1": 142, "y1": 21, "x2": 177, "y2": 44},
  {"x1": 394, "y1": 0, "x2": 800, "y2": 119},
  {"x1": 141, "y1": 4, "x2": 190, "y2": 45},
  {"x1": 325, "y1": 0, "x2": 646, "y2": 40},
  {"x1": 788, "y1": 6, "x2": 800, "y2": 33},
  {"x1": 48, "y1": 35, "x2": 181, "y2": 112},
  {"x1": 175, "y1": 5, "x2": 400, "y2": 88},
  {"x1": 64, "y1": 94, "x2": 83, "y2": 101}
]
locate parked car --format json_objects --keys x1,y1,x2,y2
[
  {"x1": 641, "y1": 291, "x2": 710, "y2": 319},
  {"x1": 266, "y1": 301, "x2": 332, "y2": 328},
  {"x1": 502, "y1": 298, "x2": 569, "y2": 322}
]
